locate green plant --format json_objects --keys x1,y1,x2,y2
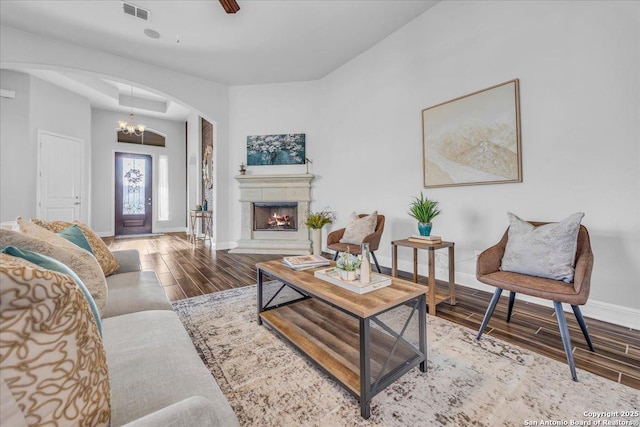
[
  {"x1": 304, "y1": 210, "x2": 335, "y2": 229},
  {"x1": 336, "y1": 250, "x2": 361, "y2": 271},
  {"x1": 408, "y1": 192, "x2": 441, "y2": 223}
]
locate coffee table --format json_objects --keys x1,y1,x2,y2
[{"x1": 256, "y1": 260, "x2": 427, "y2": 419}]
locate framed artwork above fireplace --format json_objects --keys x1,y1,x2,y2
[{"x1": 246, "y1": 134, "x2": 305, "y2": 166}]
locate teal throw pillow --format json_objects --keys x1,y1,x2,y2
[
  {"x1": 58, "y1": 224, "x2": 94, "y2": 254},
  {"x1": 1, "y1": 245, "x2": 102, "y2": 336}
]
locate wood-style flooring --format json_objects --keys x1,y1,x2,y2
[{"x1": 106, "y1": 233, "x2": 640, "y2": 390}]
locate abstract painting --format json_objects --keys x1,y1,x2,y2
[
  {"x1": 246, "y1": 134, "x2": 305, "y2": 166},
  {"x1": 421, "y1": 79, "x2": 522, "y2": 188}
]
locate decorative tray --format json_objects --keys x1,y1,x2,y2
[{"x1": 314, "y1": 268, "x2": 392, "y2": 294}]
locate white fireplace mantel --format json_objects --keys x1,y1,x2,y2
[{"x1": 230, "y1": 174, "x2": 314, "y2": 254}]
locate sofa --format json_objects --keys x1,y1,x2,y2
[{"x1": 0, "y1": 222, "x2": 239, "y2": 427}]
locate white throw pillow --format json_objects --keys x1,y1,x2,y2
[
  {"x1": 339, "y1": 211, "x2": 378, "y2": 245},
  {"x1": 500, "y1": 212, "x2": 584, "y2": 282}
]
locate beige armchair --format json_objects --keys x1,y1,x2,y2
[
  {"x1": 327, "y1": 214, "x2": 385, "y2": 273},
  {"x1": 476, "y1": 221, "x2": 595, "y2": 381}
]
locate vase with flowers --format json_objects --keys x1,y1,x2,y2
[
  {"x1": 335, "y1": 249, "x2": 361, "y2": 281},
  {"x1": 304, "y1": 209, "x2": 336, "y2": 255}
]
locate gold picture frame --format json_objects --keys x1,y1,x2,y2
[{"x1": 421, "y1": 79, "x2": 522, "y2": 188}]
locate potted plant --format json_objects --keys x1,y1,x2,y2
[
  {"x1": 408, "y1": 192, "x2": 441, "y2": 236},
  {"x1": 335, "y1": 249, "x2": 361, "y2": 281},
  {"x1": 304, "y1": 210, "x2": 336, "y2": 255}
]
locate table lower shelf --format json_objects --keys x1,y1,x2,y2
[{"x1": 260, "y1": 298, "x2": 419, "y2": 398}]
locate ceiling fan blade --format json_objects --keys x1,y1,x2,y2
[{"x1": 219, "y1": 0, "x2": 240, "y2": 14}]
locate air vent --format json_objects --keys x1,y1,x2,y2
[{"x1": 123, "y1": 2, "x2": 150, "y2": 21}]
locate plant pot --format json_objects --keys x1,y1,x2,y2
[
  {"x1": 340, "y1": 270, "x2": 357, "y2": 281},
  {"x1": 311, "y1": 228, "x2": 322, "y2": 255},
  {"x1": 418, "y1": 222, "x2": 432, "y2": 236}
]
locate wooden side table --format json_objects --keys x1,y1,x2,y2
[
  {"x1": 189, "y1": 210, "x2": 213, "y2": 246},
  {"x1": 391, "y1": 239, "x2": 456, "y2": 314}
]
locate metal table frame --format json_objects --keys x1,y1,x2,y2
[{"x1": 257, "y1": 267, "x2": 426, "y2": 419}]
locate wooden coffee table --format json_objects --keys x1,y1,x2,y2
[{"x1": 256, "y1": 260, "x2": 427, "y2": 419}]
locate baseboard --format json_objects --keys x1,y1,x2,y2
[
  {"x1": 348, "y1": 251, "x2": 639, "y2": 330},
  {"x1": 216, "y1": 241, "x2": 237, "y2": 251}
]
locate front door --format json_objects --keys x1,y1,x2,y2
[{"x1": 115, "y1": 152, "x2": 152, "y2": 236}]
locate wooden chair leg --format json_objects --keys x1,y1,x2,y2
[
  {"x1": 554, "y1": 301, "x2": 578, "y2": 382},
  {"x1": 333, "y1": 251, "x2": 339, "y2": 261},
  {"x1": 506, "y1": 291, "x2": 516, "y2": 323},
  {"x1": 371, "y1": 251, "x2": 381, "y2": 273},
  {"x1": 571, "y1": 305, "x2": 595, "y2": 352},
  {"x1": 477, "y1": 288, "x2": 502, "y2": 339}
]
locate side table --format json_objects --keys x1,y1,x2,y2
[
  {"x1": 391, "y1": 239, "x2": 456, "y2": 314},
  {"x1": 189, "y1": 210, "x2": 213, "y2": 246}
]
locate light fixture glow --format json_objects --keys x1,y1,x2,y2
[{"x1": 118, "y1": 86, "x2": 145, "y2": 136}]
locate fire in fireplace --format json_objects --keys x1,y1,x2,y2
[{"x1": 253, "y1": 202, "x2": 298, "y2": 231}]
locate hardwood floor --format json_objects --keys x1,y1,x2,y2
[{"x1": 106, "y1": 233, "x2": 640, "y2": 390}]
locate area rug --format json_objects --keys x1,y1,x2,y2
[{"x1": 172, "y1": 285, "x2": 639, "y2": 427}]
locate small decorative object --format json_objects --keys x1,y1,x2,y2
[
  {"x1": 196, "y1": 204, "x2": 202, "y2": 211},
  {"x1": 422, "y1": 79, "x2": 522, "y2": 188},
  {"x1": 239, "y1": 162, "x2": 246, "y2": 175},
  {"x1": 408, "y1": 192, "x2": 441, "y2": 236},
  {"x1": 203, "y1": 199, "x2": 208, "y2": 211},
  {"x1": 305, "y1": 157, "x2": 312, "y2": 174},
  {"x1": 304, "y1": 209, "x2": 335, "y2": 255},
  {"x1": 360, "y1": 242, "x2": 371, "y2": 284},
  {"x1": 336, "y1": 249, "x2": 361, "y2": 281},
  {"x1": 246, "y1": 134, "x2": 305, "y2": 166}
]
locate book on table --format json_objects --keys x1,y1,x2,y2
[
  {"x1": 408, "y1": 235, "x2": 442, "y2": 244},
  {"x1": 282, "y1": 254, "x2": 330, "y2": 270}
]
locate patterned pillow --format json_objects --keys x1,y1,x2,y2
[
  {"x1": 30, "y1": 218, "x2": 119, "y2": 276},
  {"x1": 0, "y1": 253, "x2": 110, "y2": 426},
  {"x1": 2, "y1": 225, "x2": 108, "y2": 316},
  {"x1": 339, "y1": 211, "x2": 378, "y2": 245},
  {"x1": 500, "y1": 212, "x2": 585, "y2": 282}
]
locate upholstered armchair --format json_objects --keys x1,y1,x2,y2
[
  {"x1": 327, "y1": 214, "x2": 385, "y2": 273},
  {"x1": 476, "y1": 221, "x2": 595, "y2": 381}
]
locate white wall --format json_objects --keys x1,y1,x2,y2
[
  {"x1": 0, "y1": 70, "x2": 31, "y2": 221},
  {"x1": 227, "y1": 81, "x2": 318, "y2": 249},
  {"x1": 91, "y1": 108, "x2": 186, "y2": 235},
  {"x1": 0, "y1": 25, "x2": 232, "y2": 242},
  {"x1": 0, "y1": 70, "x2": 92, "y2": 223},
  {"x1": 229, "y1": 1, "x2": 640, "y2": 325}
]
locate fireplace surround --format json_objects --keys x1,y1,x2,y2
[{"x1": 230, "y1": 174, "x2": 313, "y2": 254}]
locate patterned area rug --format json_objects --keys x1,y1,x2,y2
[{"x1": 172, "y1": 285, "x2": 639, "y2": 427}]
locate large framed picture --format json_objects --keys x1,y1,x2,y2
[
  {"x1": 246, "y1": 133, "x2": 305, "y2": 166},
  {"x1": 421, "y1": 79, "x2": 522, "y2": 188}
]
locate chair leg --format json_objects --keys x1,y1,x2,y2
[
  {"x1": 571, "y1": 305, "x2": 595, "y2": 352},
  {"x1": 506, "y1": 291, "x2": 516, "y2": 323},
  {"x1": 371, "y1": 251, "x2": 382, "y2": 273},
  {"x1": 554, "y1": 301, "x2": 578, "y2": 382},
  {"x1": 333, "y1": 251, "x2": 339, "y2": 261},
  {"x1": 477, "y1": 288, "x2": 502, "y2": 340}
]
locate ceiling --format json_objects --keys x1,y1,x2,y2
[{"x1": 0, "y1": 0, "x2": 439, "y2": 120}]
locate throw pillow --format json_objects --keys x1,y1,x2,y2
[
  {"x1": 339, "y1": 211, "x2": 378, "y2": 245},
  {"x1": 1, "y1": 245, "x2": 102, "y2": 336},
  {"x1": 2, "y1": 226, "x2": 108, "y2": 316},
  {"x1": 500, "y1": 212, "x2": 585, "y2": 282},
  {"x1": 0, "y1": 253, "x2": 110, "y2": 427},
  {"x1": 30, "y1": 218, "x2": 120, "y2": 276},
  {"x1": 58, "y1": 224, "x2": 94, "y2": 254}
]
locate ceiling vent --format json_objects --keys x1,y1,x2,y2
[{"x1": 123, "y1": 2, "x2": 150, "y2": 21}]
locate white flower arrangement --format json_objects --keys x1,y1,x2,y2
[{"x1": 336, "y1": 251, "x2": 361, "y2": 272}]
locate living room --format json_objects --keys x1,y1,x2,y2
[{"x1": 1, "y1": 1, "x2": 639, "y2": 426}]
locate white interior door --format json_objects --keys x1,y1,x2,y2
[{"x1": 38, "y1": 131, "x2": 83, "y2": 221}]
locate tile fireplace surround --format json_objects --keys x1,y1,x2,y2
[{"x1": 230, "y1": 174, "x2": 313, "y2": 254}]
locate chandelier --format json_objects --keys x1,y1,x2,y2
[{"x1": 118, "y1": 85, "x2": 145, "y2": 136}]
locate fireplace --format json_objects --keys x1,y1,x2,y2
[
  {"x1": 254, "y1": 202, "x2": 297, "y2": 231},
  {"x1": 230, "y1": 174, "x2": 313, "y2": 254}
]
